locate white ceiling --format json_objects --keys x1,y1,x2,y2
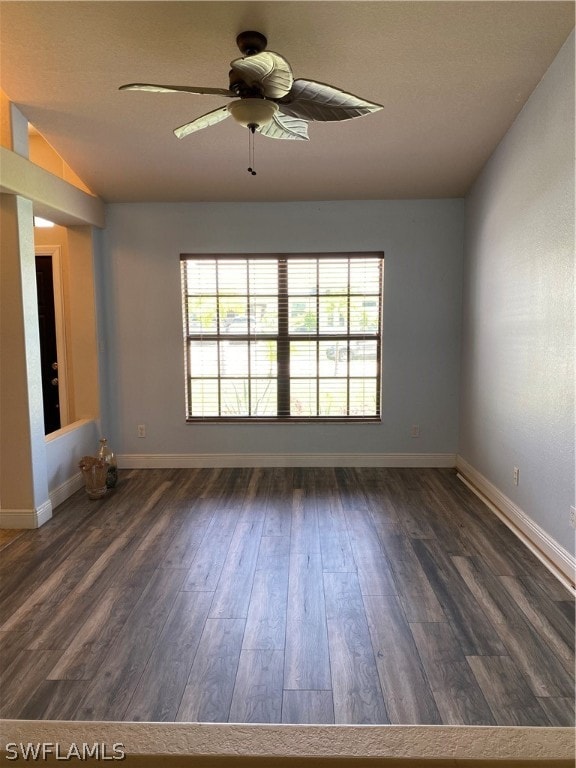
[{"x1": 0, "y1": 1, "x2": 573, "y2": 203}]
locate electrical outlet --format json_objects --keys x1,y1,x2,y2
[
  {"x1": 137, "y1": 424, "x2": 146, "y2": 438},
  {"x1": 513, "y1": 466, "x2": 519, "y2": 486},
  {"x1": 570, "y1": 506, "x2": 576, "y2": 529},
  {"x1": 410, "y1": 424, "x2": 420, "y2": 438}
]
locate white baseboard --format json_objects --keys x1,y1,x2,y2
[
  {"x1": 0, "y1": 498, "x2": 52, "y2": 529},
  {"x1": 118, "y1": 452, "x2": 457, "y2": 469},
  {"x1": 456, "y1": 456, "x2": 575, "y2": 592},
  {"x1": 49, "y1": 471, "x2": 84, "y2": 510},
  {"x1": 0, "y1": 473, "x2": 84, "y2": 529}
]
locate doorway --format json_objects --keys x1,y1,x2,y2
[
  {"x1": 35, "y1": 254, "x2": 60, "y2": 433},
  {"x1": 35, "y1": 246, "x2": 68, "y2": 434}
]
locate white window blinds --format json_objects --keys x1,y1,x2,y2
[{"x1": 181, "y1": 253, "x2": 383, "y2": 420}]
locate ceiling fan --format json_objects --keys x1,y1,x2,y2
[{"x1": 120, "y1": 31, "x2": 383, "y2": 149}]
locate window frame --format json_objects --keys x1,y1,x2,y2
[{"x1": 181, "y1": 252, "x2": 384, "y2": 423}]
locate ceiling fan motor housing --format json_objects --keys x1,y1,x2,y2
[{"x1": 228, "y1": 69, "x2": 265, "y2": 98}]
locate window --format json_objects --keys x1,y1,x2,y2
[{"x1": 181, "y1": 253, "x2": 383, "y2": 421}]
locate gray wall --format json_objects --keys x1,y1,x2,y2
[
  {"x1": 99, "y1": 199, "x2": 464, "y2": 459},
  {"x1": 460, "y1": 32, "x2": 575, "y2": 554}
]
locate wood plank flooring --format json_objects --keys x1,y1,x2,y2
[{"x1": 0, "y1": 467, "x2": 573, "y2": 725}]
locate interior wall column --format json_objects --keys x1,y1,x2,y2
[{"x1": 0, "y1": 193, "x2": 51, "y2": 527}]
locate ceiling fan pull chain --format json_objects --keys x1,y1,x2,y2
[{"x1": 247, "y1": 124, "x2": 257, "y2": 175}]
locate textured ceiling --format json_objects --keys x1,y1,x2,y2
[{"x1": 0, "y1": 1, "x2": 573, "y2": 203}]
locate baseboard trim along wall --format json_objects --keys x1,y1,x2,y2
[
  {"x1": 118, "y1": 452, "x2": 457, "y2": 469},
  {"x1": 456, "y1": 456, "x2": 575, "y2": 592},
  {"x1": 0, "y1": 499, "x2": 52, "y2": 529},
  {"x1": 49, "y1": 471, "x2": 84, "y2": 510}
]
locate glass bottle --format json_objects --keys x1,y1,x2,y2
[{"x1": 98, "y1": 437, "x2": 118, "y2": 488}]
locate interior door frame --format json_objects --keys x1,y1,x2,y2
[{"x1": 35, "y1": 245, "x2": 70, "y2": 430}]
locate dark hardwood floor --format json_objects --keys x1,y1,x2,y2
[{"x1": 0, "y1": 467, "x2": 573, "y2": 725}]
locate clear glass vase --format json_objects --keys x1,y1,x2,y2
[
  {"x1": 98, "y1": 437, "x2": 118, "y2": 488},
  {"x1": 79, "y1": 456, "x2": 108, "y2": 499}
]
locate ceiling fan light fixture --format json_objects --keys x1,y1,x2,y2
[{"x1": 227, "y1": 98, "x2": 278, "y2": 129}]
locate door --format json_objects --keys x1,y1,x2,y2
[{"x1": 35, "y1": 255, "x2": 61, "y2": 434}]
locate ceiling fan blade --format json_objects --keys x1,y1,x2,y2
[
  {"x1": 174, "y1": 106, "x2": 230, "y2": 138},
  {"x1": 120, "y1": 83, "x2": 235, "y2": 97},
  {"x1": 279, "y1": 79, "x2": 383, "y2": 122},
  {"x1": 257, "y1": 113, "x2": 309, "y2": 141},
  {"x1": 230, "y1": 51, "x2": 293, "y2": 99}
]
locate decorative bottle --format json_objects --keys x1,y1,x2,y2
[{"x1": 98, "y1": 437, "x2": 118, "y2": 488}]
